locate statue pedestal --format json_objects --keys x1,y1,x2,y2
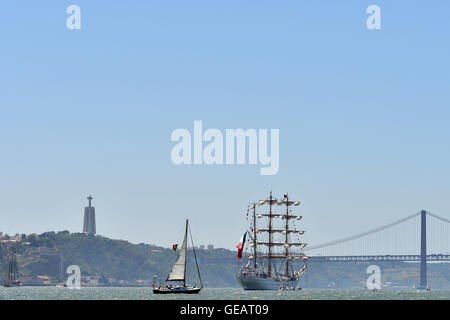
[{"x1": 83, "y1": 206, "x2": 96, "y2": 235}]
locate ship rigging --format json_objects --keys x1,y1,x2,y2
[{"x1": 236, "y1": 192, "x2": 309, "y2": 290}]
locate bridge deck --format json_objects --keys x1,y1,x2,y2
[{"x1": 308, "y1": 254, "x2": 450, "y2": 262}]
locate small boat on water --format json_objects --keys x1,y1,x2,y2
[
  {"x1": 278, "y1": 283, "x2": 297, "y2": 291},
  {"x1": 4, "y1": 245, "x2": 23, "y2": 287},
  {"x1": 153, "y1": 219, "x2": 203, "y2": 294}
]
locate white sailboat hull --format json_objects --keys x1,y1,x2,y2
[
  {"x1": 236, "y1": 275, "x2": 299, "y2": 290},
  {"x1": 153, "y1": 285, "x2": 201, "y2": 294}
]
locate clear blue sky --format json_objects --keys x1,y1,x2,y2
[{"x1": 0, "y1": 1, "x2": 449, "y2": 250}]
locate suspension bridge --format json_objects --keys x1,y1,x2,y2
[{"x1": 304, "y1": 210, "x2": 450, "y2": 289}]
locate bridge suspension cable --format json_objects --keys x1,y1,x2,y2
[
  {"x1": 305, "y1": 211, "x2": 421, "y2": 251},
  {"x1": 426, "y1": 211, "x2": 450, "y2": 224}
]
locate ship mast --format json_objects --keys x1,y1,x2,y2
[
  {"x1": 8, "y1": 248, "x2": 12, "y2": 282},
  {"x1": 267, "y1": 191, "x2": 273, "y2": 277},
  {"x1": 7, "y1": 245, "x2": 18, "y2": 283},
  {"x1": 252, "y1": 203, "x2": 257, "y2": 269},
  {"x1": 13, "y1": 247, "x2": 17, "y2": 282},
  {"x1": 284, "y1": 193, "x2": 290, "y2": 277}
]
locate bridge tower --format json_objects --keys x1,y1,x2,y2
[{"x1": 418, "y1": 210, "x2": 427, "y2": 289}]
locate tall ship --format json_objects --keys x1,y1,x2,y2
[
  {"x1": 4, "y1": 245, "x2": 23, "y2": 287},
  {"x1": 236, "y1": 192, "x2": 308, "y2": 290},
  {"x1": 153, "y1": 219, "x2": 203, "y2": 294}
]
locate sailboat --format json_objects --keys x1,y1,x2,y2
[
  {"x1": 153, "y1": 219, "x2": 203, "y2": 294},
  {"x1": 4, "y1": 245, "x2": 23, "y2": 287},
  {"x1": 236, "y1": 192, "x2": 309, "y2": 290}
]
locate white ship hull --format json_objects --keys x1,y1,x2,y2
[{"x1": 236, "y1": 275, "x2": 299, "y2": 290}]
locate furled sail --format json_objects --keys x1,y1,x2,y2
[
  {"x1": 167, "y1": 222, "x2": 188, "y2": 282},
  {"x1": 257, "y1": 213, "x2": 302, "y2": 220},
  {"x1": 276, "y1": 200, "x2": 300, "y2": 206},
  {"x1": 256, "y1": 229, "x2": 305, "y2": 235},
  {"x1": 255, "y1": 242, "x2": 307, "y2": 248},
  {"x1": 256, "y1": 254, "x2": 309, "y2": 260}
]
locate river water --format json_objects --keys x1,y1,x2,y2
[{"x1": 0, "y1": 287, "x2": 449, "y2": 300}]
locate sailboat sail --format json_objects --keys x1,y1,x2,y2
[
  {"x1": 167, "y1": 222, "x2": 188, "y2": 282},
  {"x1": 153, "y1": 219, "x2": 202, "y2": 294}
]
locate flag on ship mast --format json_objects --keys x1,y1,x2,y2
[{"x1": 236, "y1": 232, "x2": 247, "y2": 259}]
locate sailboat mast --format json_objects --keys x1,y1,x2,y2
[
  {"x1": 183, "y1": 219, "x2": 188, "y2": 287},
  {"x1": 284, "y1": 194, "x2": 290, "y2": 277},
  {"x1": 252, "y1": 203, "x2": 257, "y2": 269},
  {"x1": 268, "y1": 191, "x2": 273, "y2": 277}
]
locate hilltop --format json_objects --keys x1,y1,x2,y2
[
  {"x1": 1, "y1": 231, "x2": 450, "y2": 289},
  {"x1": 0, "y1": 231, "x2": 238, "y2": 287}
]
